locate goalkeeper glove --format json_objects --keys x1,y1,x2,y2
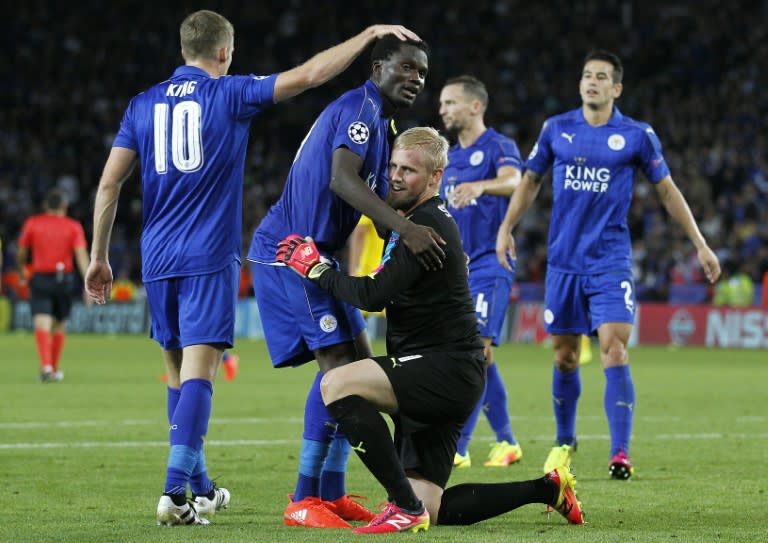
[{"x1": 276, "y1": 235, "x2": 331, "y2": 280}]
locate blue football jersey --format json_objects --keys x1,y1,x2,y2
[
  {"x1": 440, "y1": 128, "x2": 522, "y2": 273},
  {"x1": 525, "y1": 107, "x2": 670, "y2": 274},
  {"x1": 248, "y1": 80, "x2": 390, "y2": 262},
  {"x1": 113, "y1": 66, "x2": 277, "y2": 281}
]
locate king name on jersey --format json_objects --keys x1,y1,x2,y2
[
  {"x1": 563, "y1": 164, "x2": 610, "y2": 193},
  {"x1": 166, "y1": 80, "x2": 198, "y2": 97}
]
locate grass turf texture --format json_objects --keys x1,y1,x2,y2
[{"x1": 0, "y1": 333, "x2": 765, "y2": 542}]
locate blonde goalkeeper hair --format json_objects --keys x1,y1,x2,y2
[
  {"x1": 393, "y1": 127, "x2": 449, "y2": 174},
  {"x1": 180, "y1": 10, "x2": 234, "y2": 61}
]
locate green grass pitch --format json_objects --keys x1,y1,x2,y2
[{"x1": 0, "y1": 333, "x2": 765, "y2": 542}]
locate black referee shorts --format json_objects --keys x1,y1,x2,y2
[
  {"x1": 372, "y1": 349, "x2": 485, "y2": 488},
  {"x1": 29, "y1": 273, "x2": 75, "y2": 321}
]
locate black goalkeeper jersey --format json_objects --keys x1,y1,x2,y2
[{"x1": 314, "y1": 196, "x2": 483, "y2": 355}]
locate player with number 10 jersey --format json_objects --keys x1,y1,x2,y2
[{"x1": 114, "y1": 69, "x2": 277, "y2": 283}]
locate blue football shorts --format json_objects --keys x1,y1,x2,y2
[
  {"x1": 251, "y1": 262, "x2": 366, "y2": 368},
  {"x1": 469, "y1": 271, "x2": 513, "y2": 346},
  {"x1": 544, "y1": 269, "x2": 636, "y2": 335},
  {"x1": 144, "y1": 260, "x2": 239, "y2": 350}
]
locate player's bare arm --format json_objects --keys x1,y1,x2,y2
[
  {"x1": 654, "y1": 176, "x2": 721, "y2": 283},
  {"x1": 451, "y1": 165, "x2": 521, "y2": 208},
  {"x1": 273, "y1": 25, "x2": 421, "y2": 102},
  {"x1": 331, "y1": 147, "x2": 445, "y2": 270},
  {"x1": 85, "y1": 147, "x2": 137, "y2": 304},
  {"x1": 495, "y1": 170, "x2": 542, "y2": 271}
]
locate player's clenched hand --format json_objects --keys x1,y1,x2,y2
[
  {"x1": 368, "y1": 25, "x2": 421, "y2": 42},
  {"x1": 496, "y1": 228, "x2": 517, "y2": 272},
  {"x1": 84, "y1": 259, "x2": 113, "y2": 305},
  {"x1": 697, "y1": 245, "x2": 721, "y2": 284},
  {"x1": 276, "y1": 235, "x2": 330, "y2": 280},
  {"x1": 400, "y1": 223, "x2": 446, "y2": 271}
]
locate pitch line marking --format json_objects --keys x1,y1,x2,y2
[{"x1": 2, "y1": 433, "x2": 767, "y2": 450}]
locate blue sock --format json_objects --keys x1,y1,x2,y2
[
  {"x1": 190, "y1": 451, "x2": 214, "y2": 496},
  {"x1": 294, "y1": 373, "x2": 334, "y2": 501},
  {"x1": 484, "y1": 363, "x2": 516, "y2": 444},
  {"x1": 167, "y1": 386, "x2": 180, "y2": 423},
  {"x1": 166, "y1": 386, "x2": 212, "y2": 495},
  {"x1": 552, "y1": 366, "x2": 580, "y2": 446},
  {"x1": 604, "y1": 365, "x2": 635, "y2": 457},
  {"x1": 320, "y1": 434, "x2": 350, "y2": 502},
  {"x1": 164, "y1": 378, "x2": 213, "y2": 496},
  {"x1": 456, "y1": 379, "x2": 486, "y2": 456}
]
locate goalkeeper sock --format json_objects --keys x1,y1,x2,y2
[
  {"x1": 437, "y1": 477, "x2": 554, "y2": 525},
  {"x1": 553, "y1": 366, "x2": 580, "y2": 446},
  {"x1": 320, "y1": 434, "x2": 351, "y2": 501},
  {"x1": 327, "y1": 395, "x2": 420, "y2": 512},
  {"x1": 485, "y1": 363, "x2": 516, "y2": 444},
  {"x1": 604, "y1": 364, "x2": 635, "y2": 457}
]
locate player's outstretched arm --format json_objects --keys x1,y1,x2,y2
[
  {"x1": 85, "y1": 147, "x2": 137, "y2": 304},
  {"x1": 654, "y1": 176, "x2": 721, "y2": 283},
  {"x1": 496, "y1": 170, "x2": 541, "y2": 271},
  {"x1": 330, "y1": 148, "x2": 445, "y2": 270},
  {"x1": 273, "y1": 25, "x2": 421, "y2": 103}
]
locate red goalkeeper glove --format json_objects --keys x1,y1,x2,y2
[{"x1": 276, "y1": 235, "x2": 331, "y2": 280}]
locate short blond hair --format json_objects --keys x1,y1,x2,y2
[
  {"x1": 393, "y1": 127, "x2": 449, "y2": 174},
  {"x1": 180, "y1": 10, "x2": 234, "y2": 61}
]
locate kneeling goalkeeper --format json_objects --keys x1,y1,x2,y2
[{"x1": 276, "y1": 126, "x2": 584, "y2": 534}]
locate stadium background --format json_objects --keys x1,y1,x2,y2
[
  {"x1": 1, "y1": 4, "x2": 766, "y2": 541},
  {"x1": 1, "y1": 0, "x2": 766, "y2": 321}
]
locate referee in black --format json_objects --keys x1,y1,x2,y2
[{"x1": 276, "y1": 126, "x2": 584, "y2": 533}]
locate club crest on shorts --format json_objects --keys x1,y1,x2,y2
[
  {"x1": 347, "y1": 121, "x2": 370, "y2": 144},
  {"x1": 544, "y1": 309, "x2": 554, "y2": 324},
  {"x1": 319, "y1": 314, "x2": 338, "y2": 333}
]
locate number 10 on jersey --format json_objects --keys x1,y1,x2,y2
[{"x1": 154, "y1": 101, "x2": 204, "y2": 174}]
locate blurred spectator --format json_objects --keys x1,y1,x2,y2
[
  {"x1": 714, "y1": 260, "x2": 755, "y2": 307},
  {"x1": 110, "y1": 274, "x2": 136, "y2": 303},
  {"x1": 3, "y1": 1, "x2": 767, "y2": 302}
]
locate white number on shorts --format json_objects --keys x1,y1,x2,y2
[
  {"x1": 620, "y1": 280, "x2": 635, "y2": 314},
  {"x1": 153, "y1": 101, "x2": 203, "y2": 173},
  {"x1": 475, "y1": 292, "x2": 489, "y2": 319}
]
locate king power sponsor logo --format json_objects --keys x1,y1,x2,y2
[{"x1": 563, "y1": 165, "x2": 611, "y2": 192}]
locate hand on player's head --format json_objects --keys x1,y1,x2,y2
[{"x1": 276, "y1": 235, "x2": 323, "y2": 278}]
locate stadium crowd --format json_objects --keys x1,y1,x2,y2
[{"x1": 2, "y1": 0, "x2": 766, "y2": 303}]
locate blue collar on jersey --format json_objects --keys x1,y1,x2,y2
[
  {"x1": 575, "y1": 106, "x2": 624, "y2": 127},
  {"x1": 363, "y1": 79, "x2": 387, "y2": 118},
  {"x1": 171, "y1": 65, "x2": 211, "y2": 79}
]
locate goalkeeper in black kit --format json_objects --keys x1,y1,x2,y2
[{"x1": 276, "y1": 126, "x2": 584, "y2": 535}]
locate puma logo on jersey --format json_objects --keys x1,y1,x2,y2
[{"x1": 561, "y1": 132, "x2": 575, "y2": 143}]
